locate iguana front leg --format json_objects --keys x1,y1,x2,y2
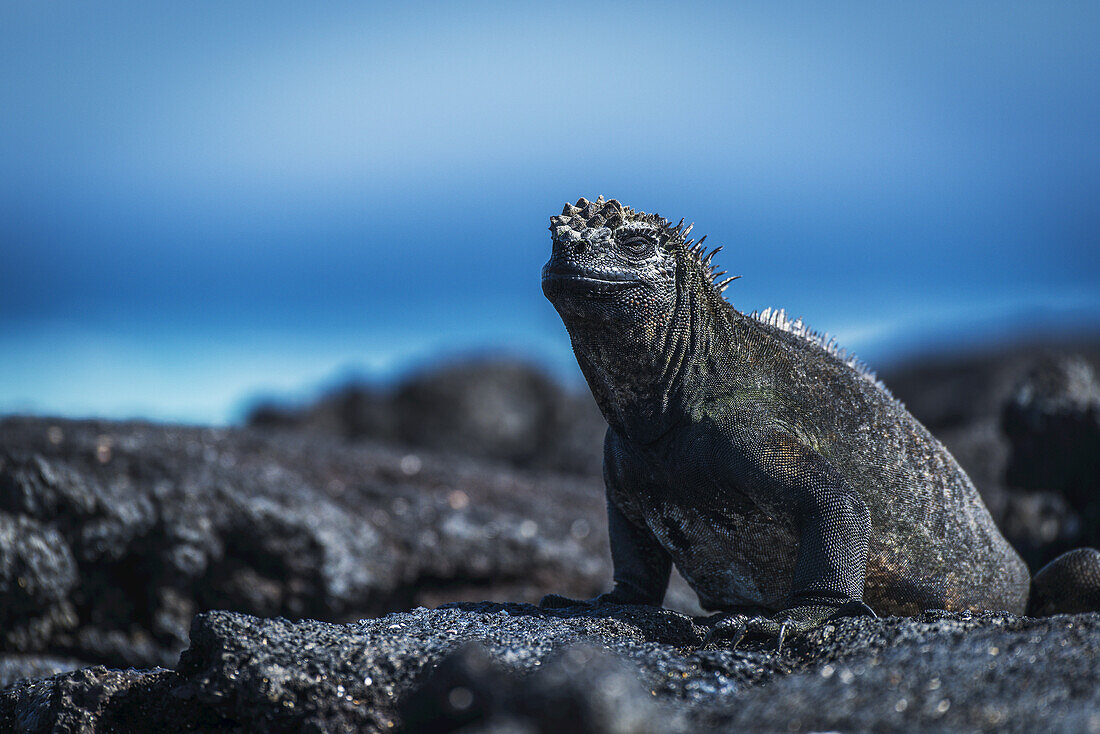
[
  {"x1": 707, "y1": 428, "x2": 876, "y2": 648},
  {"x1": 541, "y1": 497, "x2": 672, "y2": 608}
]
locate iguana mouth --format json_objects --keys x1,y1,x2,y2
[{"x1": 541, "y1": 264, "x2": 641, "y2": 291}]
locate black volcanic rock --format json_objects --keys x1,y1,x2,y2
[
  {"x1": 399, "y1": 641, "x2": 665, "y2": 734},
  {"x1": 0, "y1": 655, "x2": 88, "y2": 689},
  {"x1": 247, "y1": 358, "x2": 607, "y2": 476},
  {"x1": 997, "y1": 355, "x2": 1100, "y2": 569},
  {"x1": 1002, "y1": 355, "x2": 1100, "y2": 503},
  {"x1": 3, "y1": 606, "x2": 1099, "y2": 732},
  {"x1": 0, "y1": 417, "x2": 617, "y2": 670},
  {"x1": 0, "y1": 512, "x2": 78, "y2": 652}
]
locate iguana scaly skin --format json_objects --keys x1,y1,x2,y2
[{"x1": 540, "y1": 196, "x2": 1100, "y2": 642}]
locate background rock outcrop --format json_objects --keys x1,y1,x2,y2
[
  {"x1": 247, "y1": 358, "x2": 606, "y2": 476},
  {"x1": 0, "y1": 418, "x2": 624, "y2": 677}
]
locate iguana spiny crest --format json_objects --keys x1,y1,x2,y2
[{"x1": 544, "y1": 196, "x2": 882, "y2": 390}]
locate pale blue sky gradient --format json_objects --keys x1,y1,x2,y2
[{"x1": 2, "y1": 2, "x2": 1097, "y2": 422}]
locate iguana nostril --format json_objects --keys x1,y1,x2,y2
[{"x1": 575, "y1": 241, "x2": 588, "y2": 255}]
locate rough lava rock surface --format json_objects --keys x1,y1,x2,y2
[
  {"x1": 0, "y1": 416, "x2": 624, "y2": 677},
  {"x1": 3, "y1": 606, "x2": 1100, "y2": 732}
]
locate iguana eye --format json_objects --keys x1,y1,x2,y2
[{"x1": 621, "y1": 232, "x2": 654, "y2": 256}]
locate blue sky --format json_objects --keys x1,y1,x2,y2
[{"x1": 1, "y1": 2, "x2": 1098, "y2": 423}]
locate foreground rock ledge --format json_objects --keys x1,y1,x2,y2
[{"x1": 3, "y1": 605, "x2": 1099, "y2": 733}]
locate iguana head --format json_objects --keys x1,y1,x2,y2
[
  {"x1": 542, "y1": 196, "x2": 671, "y2": 324},
  {"x1": 542, "y1": 197, "x2": 737, "y2": 434},
  {"x1": 542, "y1": 196, "x2": 734, "y2": 326}
]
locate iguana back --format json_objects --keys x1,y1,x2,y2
[{"x1": 719, "y1": 307, "x2": 1028, "y2": 614}]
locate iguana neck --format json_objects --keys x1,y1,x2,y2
[{"x1": 566, "y1": 278, "x2": 732, "y2": 445}]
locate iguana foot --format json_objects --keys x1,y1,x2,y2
[{"x1": 704, "y1": 600, "x2": 876, "y2": 652}]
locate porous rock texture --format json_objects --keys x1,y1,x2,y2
[
  {"x1": 0, "y1": 416, "x2": 627, "y2": 680},
  {"x1": 3, "y1": 606, "x2": 1100, "y2": 732}
]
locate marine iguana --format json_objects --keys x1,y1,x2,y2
[{"x1": 539, "y1": 196, "x2": 1100, "y2": 645}]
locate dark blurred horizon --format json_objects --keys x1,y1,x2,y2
[{"x1": 2, "y1": 2, "x2": 1098, "y2": 424}]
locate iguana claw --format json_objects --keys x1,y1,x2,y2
[
  {"x1": 704, "y1": 600, "x2": 876, "y2": 650},
  {"x1": 705, "y1": 614, "x2": 811, "y2": 651},
  {"x1": 776, "y1": 620, "x2": 790, "y2": 653},
  {"x1": 702, "y1": 617, "x2": 747, "y2": 648}
]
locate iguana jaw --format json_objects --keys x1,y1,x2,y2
[{"x1": 541, "y1": 263, "x2": 642, "y2": 296}]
